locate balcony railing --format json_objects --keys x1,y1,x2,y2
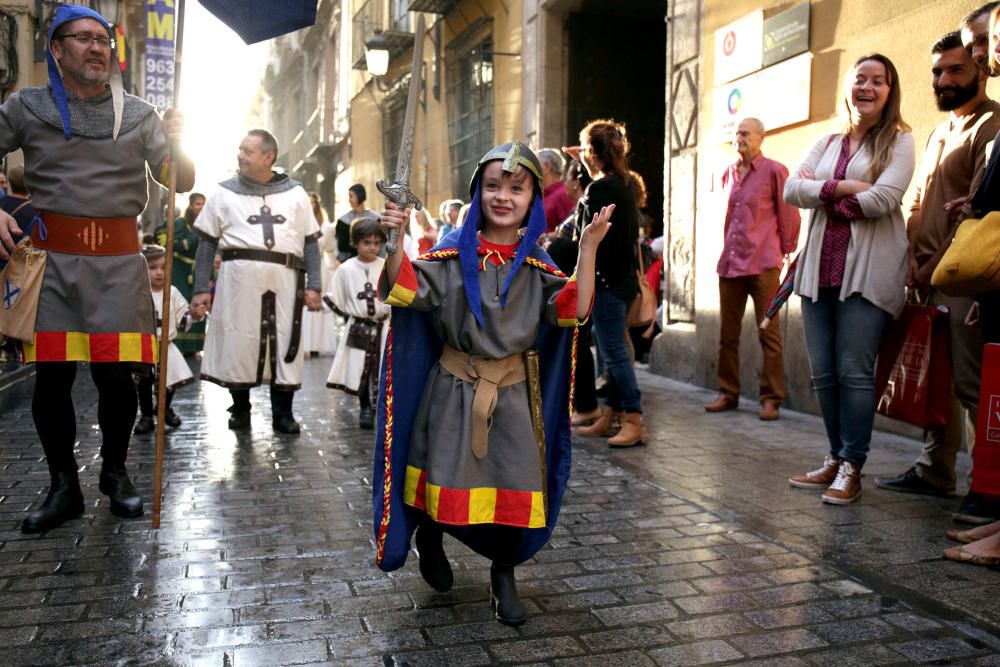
[
  {"x1": 407, "y1": 0, "x2": 460, "y2": 13},
  {"x1": 352, "y1": 0, "x2": 415, "y2": 70}
]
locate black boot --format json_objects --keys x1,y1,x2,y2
[
  {"x1": 164, "y1": 408, "x2": 182, "y2": 429},
  {"x1": 133, "y1": 414, "x2": 155, "y2": 434},
  {"x1": 415, "y1": 522, "x2": 453, "y2": 592},
  {"x1": 271, "y1": 389, "x2": 300, "y2": 434},
  {"x1": 21, "y1": 470, "x2": 85, "y2": 534},
  {"x1": 490, "y1": 563, "x2": 527, "y2": 626},
  {"x1": 358, "y1": 406, "x2": 375, "y2": 430},
  {"x1": 98, "y1": 463, "x2": 144, "y2": 518},
  {"x1": 228, "y1": 389, "x2": 251, "y2": 429}
]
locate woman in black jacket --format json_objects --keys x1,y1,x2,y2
[{"x1": 571, "y1": 119, "x2": 645, "y2": 446}]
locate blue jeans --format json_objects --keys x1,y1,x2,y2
[
  {"x1": 801, "y1": 289, "x2": 890, "y2": 467},
  {"x1": 591, "y1": 287, "x2": 642, "y2": 413}
]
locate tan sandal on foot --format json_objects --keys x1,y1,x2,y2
[
  {"x1": 943, "y1": 545, "x2": 1000, "y2": 566},
  {"x1": 946, "y1": 520, "x2": 1000, "y2": 544}
]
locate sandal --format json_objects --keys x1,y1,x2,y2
[
  {"x1": 943, "y1": 545, "x2": 1000, "y2": 566},
  {"x1": 946, "y1": 521, "x2": 1000, "y2": 544}
]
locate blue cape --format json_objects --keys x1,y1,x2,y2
[{"x1": 372, "y1": 235, "x2": 576, "y2": 571}]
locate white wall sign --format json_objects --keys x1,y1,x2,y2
[
  {"x1": 713, "y1": 10, "x2": 764, "y2": 85},
  {"x1": 712, "y1": 52, "x2": 812, "y2": 142}
]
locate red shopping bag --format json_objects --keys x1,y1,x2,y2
[
  {"x1": 874, "y1": 304, "x2": 952, "y2": 428},
  {"x1": 972, "y1": 343, "x2": 1000, "y2": 501}
]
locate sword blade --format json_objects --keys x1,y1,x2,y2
[{"x1": 393, "y1": 13, "x2": 425, "y2": 186}]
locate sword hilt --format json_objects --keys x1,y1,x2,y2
[{"x1": 377, "y1": 179, "x2": 423, "y2": 255}]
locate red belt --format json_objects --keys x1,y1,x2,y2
[{"x1": 31, "y1": 211, "x2": 139, "y2": 256}]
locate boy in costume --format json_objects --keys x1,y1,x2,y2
[
  {"x1": 326, "y1": 218, "x2": 391, "y2": 429},
  {"x1": 134, "y1": 245, "x2": 204, "y2": 434},
  {"x1": 375, "y1": 142, "x2": 612, "y2": 625}
]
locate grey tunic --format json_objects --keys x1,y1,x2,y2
[
  {"x1": 0, "y1": 88, "x2": 168, "y2": 361},
  {"x1": 380, "y1": 254, "x2": 573, "y2": 527}
]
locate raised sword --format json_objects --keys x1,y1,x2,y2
[{"x1": 377, "y1": 13, "x2": 426, "y2": 255}]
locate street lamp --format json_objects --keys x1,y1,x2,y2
[{"x1": 364, "y1": 30, "x2": 390, "y2": 77}]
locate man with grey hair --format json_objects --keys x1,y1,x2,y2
[
  {"x1": 706, "y1": 117, "x2": 799, "y2": 420},
  {"x1": 539, "y1": 147, "x2": 575, "y2": 233}
]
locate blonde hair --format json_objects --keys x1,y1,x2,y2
[
  {"x1": 841, "y1": 54, "x2": 911, "y2": 180},
  {"x1": 990, "y1": 5, "x2": 1000, "y2": 75}
]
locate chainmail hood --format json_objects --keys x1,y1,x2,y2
[
  {"x1": 218, "y1": 172, "x2": 302, "y2": 197},
  {"x1": 17, "y1": 86, "x2": 156, "y2": 139}
]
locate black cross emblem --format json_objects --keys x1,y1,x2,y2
[
  {"x1": 247, "y1": 204, "x2": 286, "y2": 250},
  {"x1": 357, "y1": 281, "x2": 377, "y2": 317}
]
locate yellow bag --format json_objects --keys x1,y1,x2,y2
[
  {"x1": 931, "y1": 212, "x2": 1000, "y2": 296},
  {"x1": 0, "y1": 236, "x2": 47, "y2": 342}
]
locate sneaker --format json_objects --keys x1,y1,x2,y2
[
  {"x1": 133, "y1": 415, "x2": 155, "y2": 434},
  {"x1": 875, "y1": 467, "x2": 954, "y2": 497},
  {"x1": 953, "y1": 492, "x2": 1000, "y2": 525},
  {"x1": 822, "y1": 460, "x2": 862, "y2": 505},
  {"x1": 789, "y1": 455, "x2": 840, "y2": 489}
]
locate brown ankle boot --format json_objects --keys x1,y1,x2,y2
[
  {"x1": 608, "y1": 413, "x2": 645, "y2": 447},
  {"x1": 576, "y1": 408, "x2": 621, "y2": 437}
]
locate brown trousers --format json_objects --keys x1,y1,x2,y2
[{"x1": 717, "y1": 268, "x2": 784, "y2": 403}]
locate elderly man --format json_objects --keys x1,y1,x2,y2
[
  {"x1": 705, "y1": 118, "x2": 800, "y2": 420},
  {"x1": 0, "y1": 5, "x2": 194, "y2": 532},
  {"x1": 191, "y1": 130, "x2": 321, "y2": 434},
  {"x1": 538, "y1": 148, "x2": 575, "y2": 233}
]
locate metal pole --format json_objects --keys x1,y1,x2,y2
[{"x1": 152, "y1": 0, "x2": 185, "y2": 530}]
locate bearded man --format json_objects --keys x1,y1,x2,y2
[
  {"x1": 0, "y1": 5, "x2": 194, "y2": 532},
  {"x1": 876, "y1": 31, "x2": 1000, "y2": 502}
]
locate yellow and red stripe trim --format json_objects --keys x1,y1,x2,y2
[
  {"x1": 375, "y1": 327, "x2": 395, "y2": 567},
  {"x1": 383, "y1": 255, "x2": 418, "y2": 307},
  {"x1": 23, "y1": 331, "x2": 157, "y2": 363},
  {"x1": 402, "y1": 464, "x2": 547, "y2": 528}
]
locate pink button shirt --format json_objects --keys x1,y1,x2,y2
[{"x1": 717, "y1": 153, "x2": 801, "y2": 278}]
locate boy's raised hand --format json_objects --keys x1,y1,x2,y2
[
  {"x1": 580, "y1": 204, "x2": 614, "y2": 252},
  {"x1": 380, "y1": 201, "x2": 411, "y2": 255}
]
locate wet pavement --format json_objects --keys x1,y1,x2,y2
[{"x1": 0, "y1": 357, "x2": 998, "y2": 666}]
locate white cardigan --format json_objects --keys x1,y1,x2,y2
[{"x1": 784, "y1": 131, "x2": 915, "y2": 317}]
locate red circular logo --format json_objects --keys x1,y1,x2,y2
[{"x1": 722, "y1": 30, "x2": 737, "y2": 57}]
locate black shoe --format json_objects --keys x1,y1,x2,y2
[
  {"x1": 875, "y1": 467, "x2": 955, "y2": 497},
  {"x1": 164, "y1": 408, "x2": 181, "y2": 429},
  {"x1": 21, "y1": 471, "x2": 84, "y2": 533},
  {"x1": 272, "y1": 413, "x2": 301, "y2": 434},
  {"x1": 359, "y1": 406, "x2": 374, "y2": 430},
  {"x1": 98, "y1": 464, "x2": 144, "y2": 519},
  {"x1": 415, "y1": 523, "x2": 453, "y2": 592},
  {"x1": 595, "y1": 380, "x2": 609, "y2": 399},
  {"x1": 228, "y1": 406, "x2": 251, "y2": 430},
  {"x1": 490, "y1": 563, "x2": 527, "y2": 626},
  {"x1": 953, "y1": 492, "x2": 1000, "y2": 525},
  {"x1": 133, "y1": 415, "x2": 155, "y2": 435}
]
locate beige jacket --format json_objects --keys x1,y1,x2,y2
[{"x1": 784, "y1": 131, "x2": 915, "y2": 317}]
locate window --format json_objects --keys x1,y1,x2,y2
[
  {"x1": 446, "y1": 22, "x2": 493, "y2": 197},
  {"x1": 390, "y1": 0, "x2": 410, "y2": 33}
]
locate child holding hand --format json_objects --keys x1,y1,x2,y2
[
  {"x1": 134, "y1": 245, "x2": 205, "y2": 434},
  {"x1": 373, "y1": 142, "x2": 611, "y2": 625}
]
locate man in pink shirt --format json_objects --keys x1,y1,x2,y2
[
  {"x1": 706, "y1": 118, "x2": 800, "y2": 420},
  {"x1": 539, "y1": 148, "x2": 575, "y2": 234}
]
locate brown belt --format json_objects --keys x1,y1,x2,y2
[
  {"x1": 31, "y1": 211, "x2": 139, "y2": 256},
  {"x1": 438, "y1": 344, "x2": 525, "y2": 461}
]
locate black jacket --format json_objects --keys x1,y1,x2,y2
[{"x1": 576, "y1": 172, "x2": 640, "y2": 303}]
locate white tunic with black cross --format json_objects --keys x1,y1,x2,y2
[{"x1": 195, "y1": 177, "x2": 320, "y2": 389}]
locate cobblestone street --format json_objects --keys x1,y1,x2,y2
[{"x1": 1, "y1": 358, "x2": 999, "y2": 666}]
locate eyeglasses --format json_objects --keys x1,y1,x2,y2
[{"x1": 59, "y1": 33, "x2": 115, "y2": 49}]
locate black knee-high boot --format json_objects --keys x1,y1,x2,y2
[
  {"x1": 415, "y1": 519, "x2": 453, "y2": 592},
  {"x1": 23, "y1": 362, "x2": 84, "y2": 533},
  {"x1": 228, "y1": 389, "x2": 251, "y2": 429},
  {"x1": 90, "y1": 362, "x2": 143, "y2": 518},
  {"x1": 489, "y1": 526, "x2": 527, "y2": 626},
  {"x1": 270, "y1": 387, "x2": 300, "y2": 434}
]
